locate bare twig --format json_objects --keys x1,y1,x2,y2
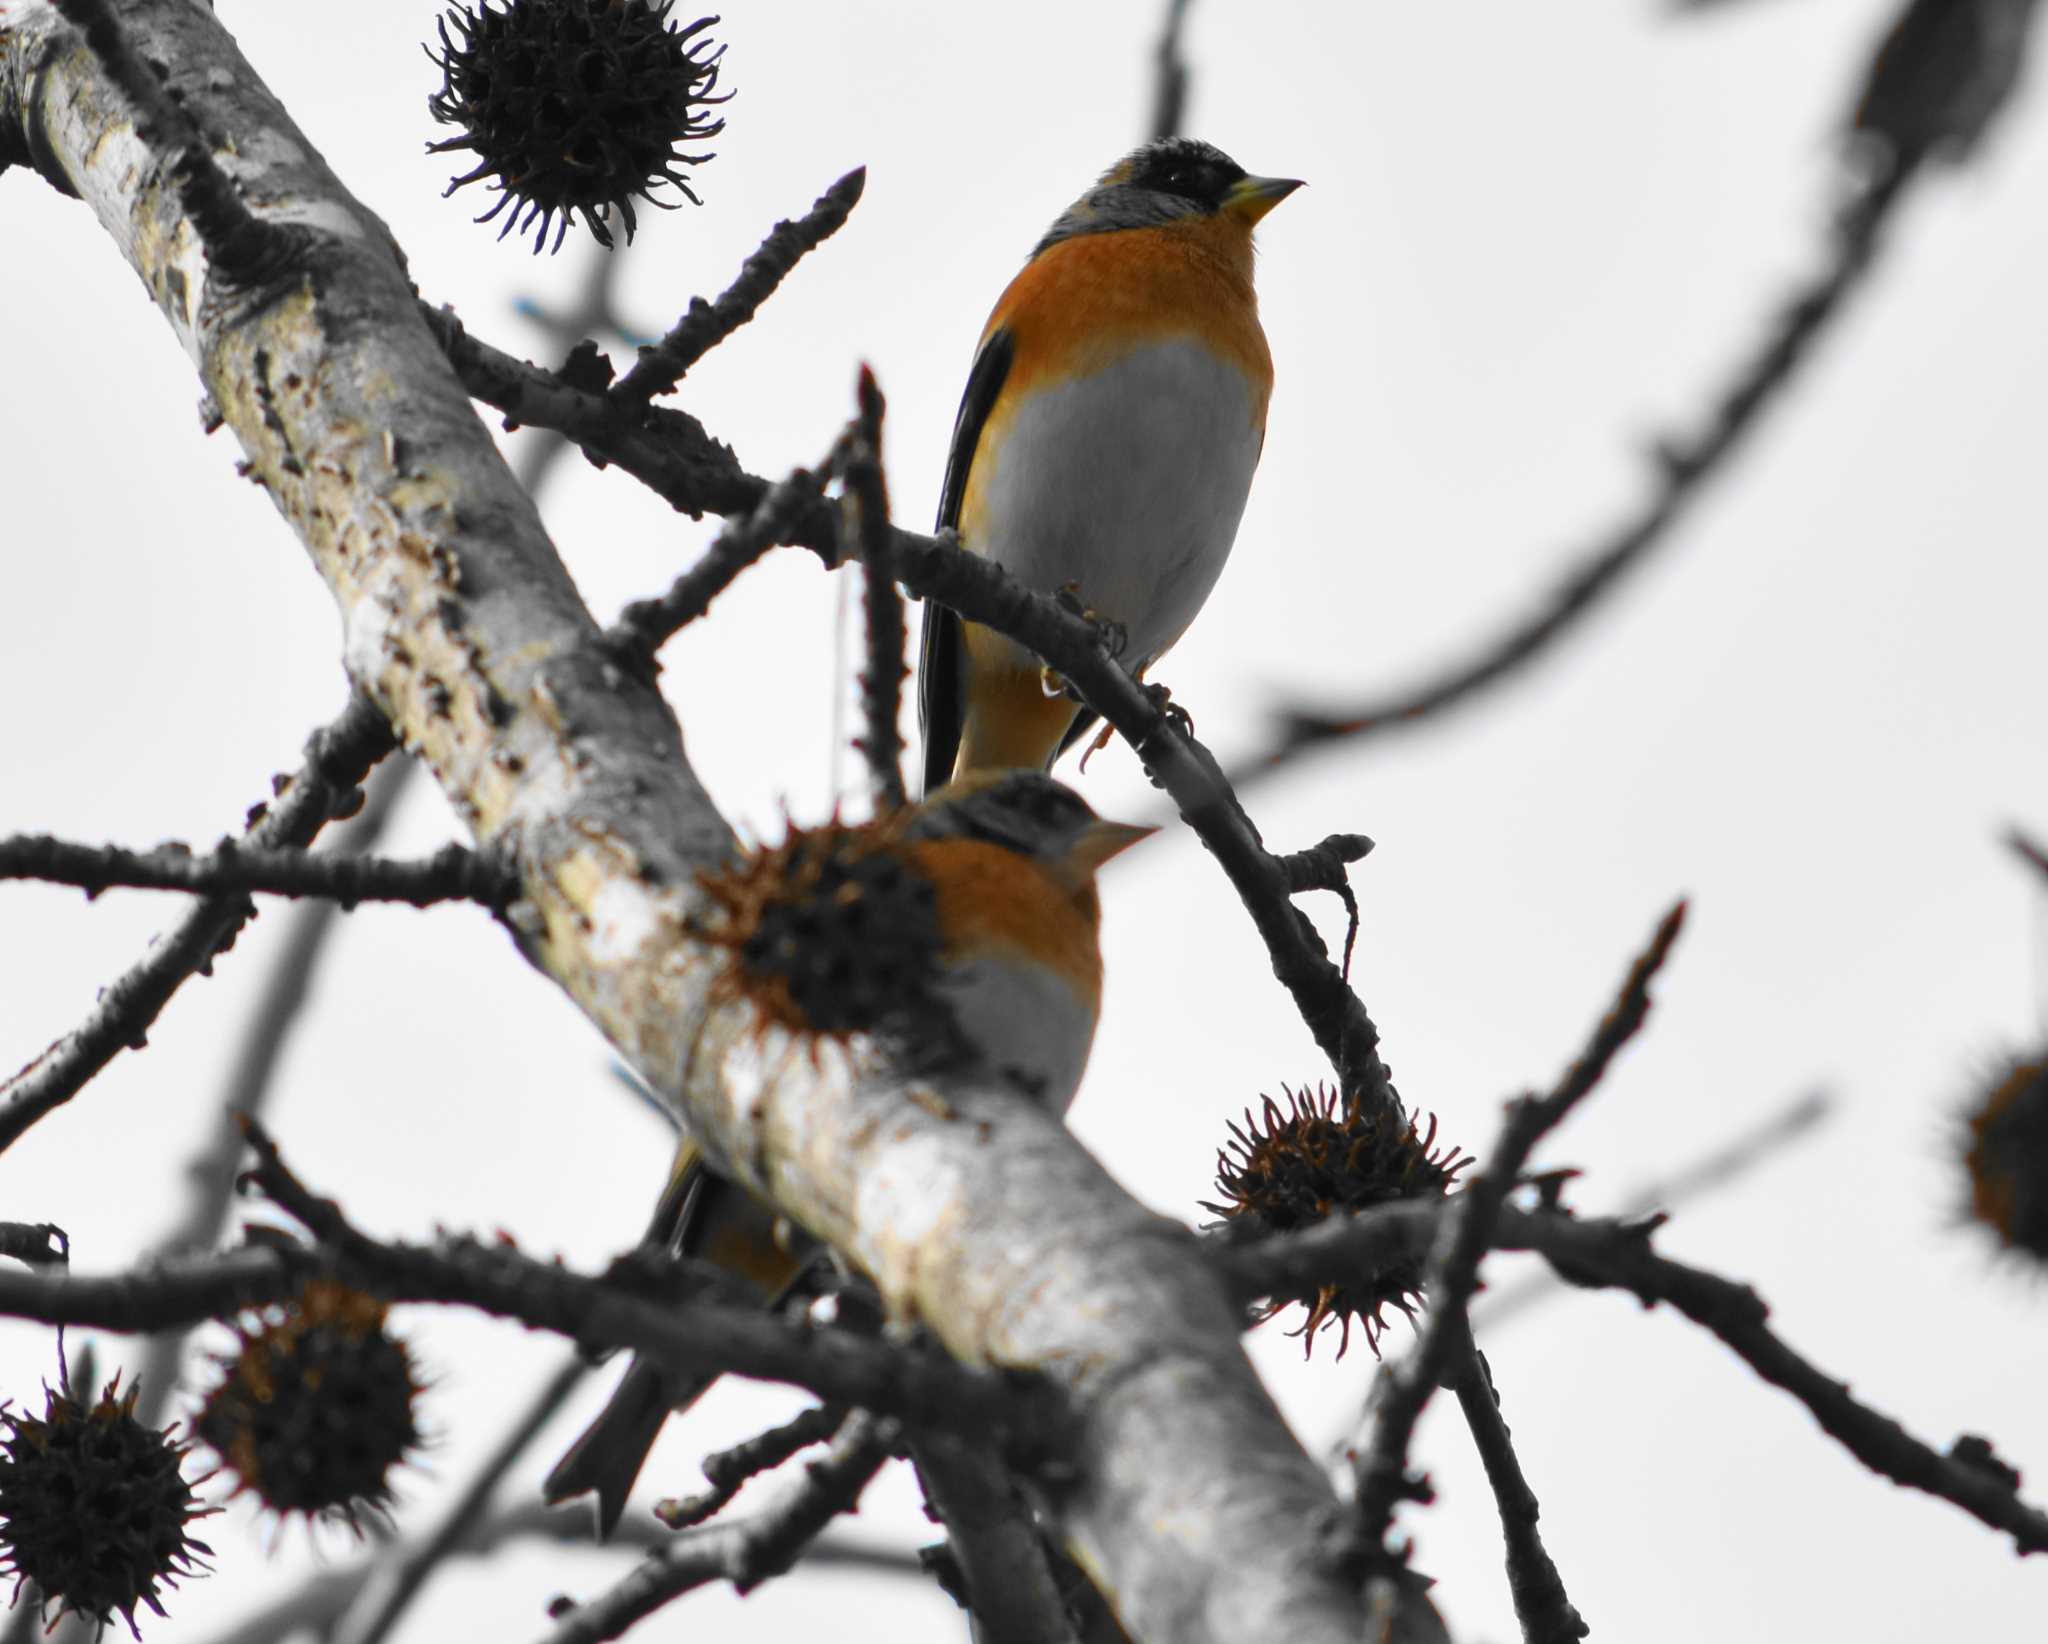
[
  {"x1": 1274, "y1": 832, "x2": 1373, "y2": 979},
  {"x1": 1148, "y1": 0, "x2": 1195, "y2": 142},
  {"x1": 2007, "y1": 826, "x2": 2048, "y2": 883},
  {"x1": 330, "y1": 1353, "x2": 590, "y2": 1644},
  {"x1": 912, "y1": 1435, "x2": 1080, "y2": 1644},
  {"x1": 1452, "y1": 1352, "x2": 1587, "y2": 1644},
  {"x1": 252, "y1": 1117, "x2": 1069, "y2": 1444},
  {"x1": 1471, "y1": 1087, "x2": 1832, "y2": 1334},
  {"x1": 611, "y1": 168, "x2": 867, "y2": 404},
  {"x1": 129, "y1": 757, "x2": 411, "y2": 1431},
  {"x1": 605, "y1": 464, "x2": 829, "y2": 662},
  {"x1": 1353, "y1": 902, "x2": 1687, "y2": 1545},
  {"x1": 1252, "y1": 160, "x2": 1919, "y2": 776},
  {"x1": 1851, "y1": 0, "x2": 2043, "y2": 166},
  {"x1": 1221, "y1": 1198, "x2": 2048, "y2": 1556},
  {"x1": 190, "y1": 1499, "x2": 922, "y2": 1644},
  {"x1": 0, "y1": 1223, "x2": 66, "y2": 1269},
  {"x1": 537, "y1": 1410, "x2": 897, "y2": 1644},
  {"x1": 0, "y1": 1219, "x2": 1055, "y2": 1449},
  {"x1": 843, "y1": 368, "x2": 907, "y2": 809},
  {"x1": 0, "y1": 834, "x2": 511, "y2": 909},
  {"x1": 0, "y1": 694, "x2": 394, "y2": 1155},
  {"x1": 656, "y1": 1403, "x2": 847, "y2": 1530}
]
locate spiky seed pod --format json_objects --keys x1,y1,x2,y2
[
  {"x1": 1205, "y1": 1085, "x2": 1470, "y2": 1357},
  {"x1": 427, "y1": 0, "x2": 729, "y2": 254},
  {"x1": 695, "y1": 817, "x2": 953, "y2": 1050},
  {"x1": 1962, "y1": 1054, "x2": 2048, "y2": 1261},
  {"x1": 195, "y1": 1283, "x2": 422, "y2": 1527},
  {"x1": 0, "y1": 1376, "x2": 214, "y2": 1636}
]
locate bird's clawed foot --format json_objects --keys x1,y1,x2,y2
[
  {"x1": 1144, "y1": 679, "x2": 1194, "y2": 737},
  {"x1": 1054, "y1": 581, "x2": 1128, "y2": 660}
]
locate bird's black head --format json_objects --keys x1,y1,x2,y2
[
  {"x1": 1034, "y1": 138, "x2": 1299, "y2": 256},
  {"x1": 1103, "y1": 137, "x2": 1249, "y2": 212}
]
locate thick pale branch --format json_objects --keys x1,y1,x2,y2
[{"x1": 6, "y1": 5, "x2": 1380, "y2": 1635}]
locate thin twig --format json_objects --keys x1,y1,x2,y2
[
  {"x1": 130, "y1": 758, "x2": 411, "y2": 1431},
  {"x1": 655, "y1": 1403, "x2": 847, "y2": 1530},
  {"x1": 1471, "y1": 1087, "x2": 1832, "y2": 1334},
  {"x1": 611, "y1": 168, "x2": 867, "y2": 404},
  {"x1": 1220, "y1": 1198, "x2": 2048, "y2": 1556},
  {"x1": 2007, "y1": 826, "x2": 2048, "y2": 884},
  {"x1": 1352, "y1": 902, "x2": 1687, "y2": 1545},
  {"x1": 605, "y1": 465, "x2": 828, "y2": 662},
  {"x1": 1148, "y1": 0, "x2": 1195, "y2": 143},
  {"x1": 0, "y1": 694, "x2": 394, "y2": 1155},
  {"x1": 235, "y1": 1118, "x2": 1068, "y2": 1445},
  {"x1": 537, "y1": 1410, "x2": 898, "y2": 1644},
  {"x1": 912, "y1": 1435, "x2": 1080, "y2": 1644},
  {"x1": 189, "y1": 1499, "x2": 923, "y2": 1644},
  {"x1": 0, "y1": 1223, "x2": 66, "y2": 1269},
  {"x1": 1274, "y1": 832, "x2": 1373, "y2": 979},
  {"x1": 1851, "y1": 0, "x2": 2044, "y2": 166},
  {"x1": 843, "y1": 368, "x2": 907, "y2": 810},
  {"x1": 0, "y1": 834, "x2": 512, "y2": 908},
  {"x1": 1452, "y1": 1352, "x2": 1587, "y2": 1644},
  {"x1": 1250, "y1": 159, "x2": 1919, "y2": 777},
  {"x1": 329, "y1": 1353, "x2": 589, "y2": 1644},
  {"x1": 0, "y1": 1222, "x2": 1054, "y2": 1449}
]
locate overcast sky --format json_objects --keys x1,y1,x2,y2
[{"x1": 4, "y1": 2, "x2": 2047, "y2": 1640}]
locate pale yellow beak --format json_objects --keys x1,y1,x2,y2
[
  {"x1": 1224, "y1": 173, "x2": 1304, "y2": 224},
  {"x1": 1063, "y1": 818, "x2": 1160, "y2": 878}
]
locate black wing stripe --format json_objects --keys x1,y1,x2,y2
[{"x1": 918, "y1": 326, "x2": 1015, "y2": 795}]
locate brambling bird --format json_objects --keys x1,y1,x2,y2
[
  {"x1": 544, "y1": 771, "x2": 1154, "y2": 1535},
  {"x1": 917, "y1": 137, "x2": 1301, "y2": 793}
]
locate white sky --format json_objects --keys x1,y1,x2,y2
[{"x1": 4, "y1": 1, "x2": 2047, "y2": 1640}]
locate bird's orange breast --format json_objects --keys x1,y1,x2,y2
[
  {"x1": 984, "y1": 213, "x2": 1274, "y2": 419},
  {"x1": 906, "y1": 838, "x2": 1103, "y2": 1011}
]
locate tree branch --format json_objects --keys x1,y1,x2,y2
[
  {"x1": 912, "y1": 1435, "x2": 1082, "y2": 1644},
  {"x1": 655, "y1": 1403, "x2": 847, "y2": 1530},
  {"x1": 128, "y1": 756, "x2": 412, "y2": 1431},
  {"x1": 0, "y1": 694, "x2": 394, "y2": 1154},
  {"x1": 537, "y1": 1411, "x2": 897, "y2": 1644},
  {"x1": 0, "y1": 1214, "x2": 1053, "y2": 1449},
  {"x1": 1220, "y1": 1200, "x2": 2048, "y2": 1556},
  {"x1": 610, "y1": 166, "x2": 867, "y2": 405},
  {"x1": 2006, "y1": 825, "x2": 2048, "y2": 884},
  {"x1": 844, "y1": 367, "x2": 908, "y2": 810},
  {"x1": 1353, "y1": 902, "x2": 1687, "y2": 1544},
  {"x1": 1452, "y1": 1353, "x2": 1586, "y2": 1644},
  {"x1": 1247, "y1": 157, "x2": 1919, "y2": 778},
  {"x1": 0, "y1": 834, "x2": 511, "y2": 908},
  {"x1": 330, "y1": 1353, "x2": 590, "y2": 1644}
]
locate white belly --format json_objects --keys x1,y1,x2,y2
[
  {"x1": 936, "y1": 953, "x2": 1098, "y2": 1114},
  {"x1": 973, "y1": 338, "x2": 1260, "y2": 673}
]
